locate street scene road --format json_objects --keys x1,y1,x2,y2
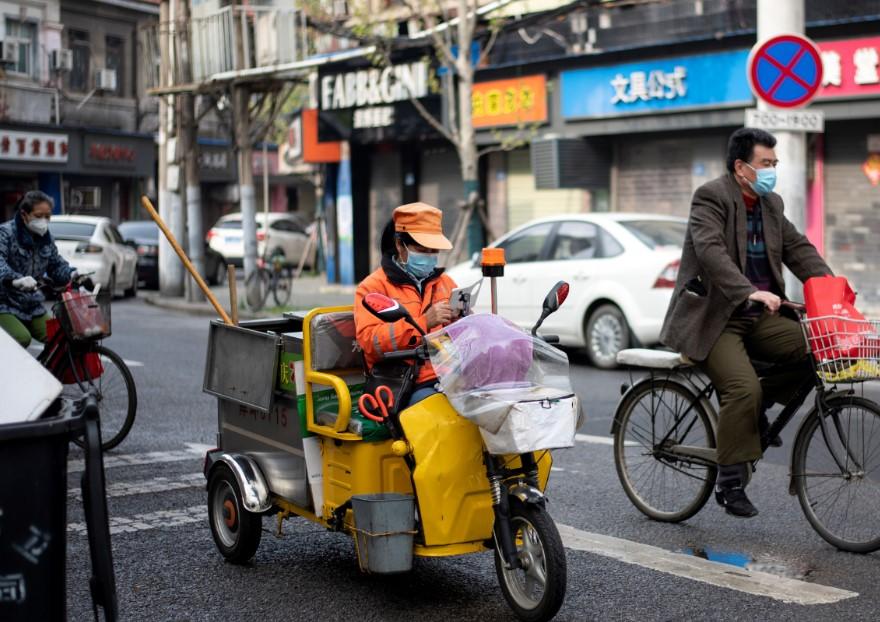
[{"x1": 63, "y1": 298, "x2": 880, "y2": 621}]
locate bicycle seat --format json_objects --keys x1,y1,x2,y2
[{"x1": 616, "y1": 348, "x2": 694, "y2": 369}]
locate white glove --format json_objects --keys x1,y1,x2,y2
[{"x1": 12, "y1": 276, "x2": 38, "y2": 292}]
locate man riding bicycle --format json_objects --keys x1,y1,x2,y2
[{"x1": 660, "y1": 128, "x2": 832, "y2": 518}]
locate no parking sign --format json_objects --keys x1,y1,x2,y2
[{"x1": 748, "y1": 35, "x2": 824, "y2": 108}]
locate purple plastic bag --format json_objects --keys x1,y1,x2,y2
[{"x1": 442, "y1": 314, "x2": 534, "y2": 390}]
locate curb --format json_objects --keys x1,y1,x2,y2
[{"x1": 142, "y1": 295, "x2": 265, "y2": 320}]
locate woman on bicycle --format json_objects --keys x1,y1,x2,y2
[
  {"x1": 355, "y1": 202, "x2": 458, "y2": 407},
  {"x1": 0, "y1": 191, "x2": 91, "y2": 347}
]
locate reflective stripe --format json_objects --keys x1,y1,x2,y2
[
  {"x1": 388, "y1": 323, "x2": 398, "y2": 351},
  {"x1": 373, "y1": 334, "x2": 383, "y2": 355}
]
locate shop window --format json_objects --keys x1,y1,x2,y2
[
  {"x1": 69, "y1": 29, "x2": 91, "y2": 93},
  {"x1": 105, "y1": 35, "x2": 125, "y2": 96},
  {"x1": 499, "y1": 222, "x2": 554, "y2": 264},
  {"x1": 5, "y1": 19, "x2": 37, "y2": 77}
]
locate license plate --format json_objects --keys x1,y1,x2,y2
[{"x1": 225, "y1": 236, "x2": 242, "y2": 244}]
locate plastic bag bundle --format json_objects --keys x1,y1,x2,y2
[{"x1": 427, "y1": 314, "x2": 580, "y2": 454}]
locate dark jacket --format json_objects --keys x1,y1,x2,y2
[
  {"x1": 660, "y1": 173, "x2": 831, "y2": 361},
  {"x1": 0, "y1": 213, "x2": 73, "y2": 320}
]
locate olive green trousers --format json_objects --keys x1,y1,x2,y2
[
  {"x1": 701, "y1": 311, "x2": 809, "y2": 465},
  {"x1": 0, "y1": 312, "x2": 47, "y2": 348}
]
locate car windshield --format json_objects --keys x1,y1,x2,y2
[
  {"x1": 118, "y1": 223, "x2": 158, "y2": 241},
  {"x1": 49, "y1": 221, "x2": 96, "y2": 239},
  {"x1": 216, "y1": 219, "x2": 263, "y2": 230},
  {"x1": 619, "y1": 220, "x2": 686, "y2": 249}
]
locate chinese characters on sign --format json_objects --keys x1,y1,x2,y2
[
  {"x1": 0, "y1": 130, "x2": 69, "y2": 163},
  {"x1": 471, "y1": 75, "x2": 548, "y2": 128},
  {"x1": 610, "y1": 67, "x2": 687, "y2": 104},
  {"x1": 88, "y1": 143, "x2": 135, "y2": 163},
  {"x1": 818, "y1": 36, "x2": 880, "y2": 97},
  {"x1": 353, "y1": 106, "x2": 395, "y2": 129}
]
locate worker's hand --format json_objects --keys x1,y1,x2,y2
[
  {"x1": 12, "y1": 276, "x2": 38, "y2": 292},
  {"x1": 748, "y1": 290, "x2": 781, "y2": 314},
  {"x1": 425, "y1": 301, "x2": 454, "y2": 329}
]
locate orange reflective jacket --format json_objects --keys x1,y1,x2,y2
[{"x1": 355, "y1": 260, "x2": 456, "y2": 386}]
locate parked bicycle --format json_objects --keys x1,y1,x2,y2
[
  {"x1": 245, "y1": 251, "x2": 292, "y2": 311},
  {"x1": 36, "y1": 278, "x2": 137, "y2": 450},
  {"x1": 611, "y1": 300, "x2": 880, "y2": 553}
]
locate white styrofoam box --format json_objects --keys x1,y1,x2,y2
[{"x1": 0, "y1": 328, "x2": 62, "y2": 424}]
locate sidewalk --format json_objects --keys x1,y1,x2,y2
[{"x1": 142, "y1": 274, "x2": 357, "y2": 320}]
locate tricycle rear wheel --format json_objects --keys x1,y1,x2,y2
[
  {"x1": 208, "y1": 464, "x2": 262, "y2": 564},
  {"x1": 494, "y1": 500, "x2": 567, "y2": 622}
]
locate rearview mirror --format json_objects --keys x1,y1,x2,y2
[
  {"x1": 362, "y1": 292, "x2": 426, "y2": 336},
  {"x1": 543, "y1": 281, "x2": 570, "y2": 314}
]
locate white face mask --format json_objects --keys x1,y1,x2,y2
[{"x1": 26, "y1": 217, "x2": 49, "y2": 237}]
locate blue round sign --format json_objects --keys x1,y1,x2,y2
[{"x1": 748, "y1": 35, "x2": 823, "y2": 108}]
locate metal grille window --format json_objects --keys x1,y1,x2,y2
[
  {"x1": 69, "y1": 29, "x2": 91, "y2": 93},
  {"x1": 105, "y1": 35, "x2": 125, "y2": 96},
  {"x1": 5, "y1": 19, "x2": 37, "y2": 77}
]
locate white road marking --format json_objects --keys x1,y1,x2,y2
[
  {"x1": 68, "y1": 505, "x2": 205, "y2": 536},
  {"x1": 123, "y1": 359, "x2": 144, "y2": 368},
  {"x1": 68, "y1": 443, "x2": 208, "y2": 474},
  {"x1": 575, "y1": 433, "x2": 636, "y2": 447},
  {"x1": 557, "y1": 523, "x2": 858, "y2": 605},
  {"x1": 68, "y1": 473, "x2": 204, "y2": 501}
]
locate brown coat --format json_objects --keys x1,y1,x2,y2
[{"x1": 660, "y1": 173, "x2": 831, "y2": 361}]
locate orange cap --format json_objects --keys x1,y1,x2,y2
[
  {"x1": 393, "y1": 202, "x2": 452, "y2": 250},
  {"x1": 481, "y1": 247, "x2": 505, "y2": 267}
]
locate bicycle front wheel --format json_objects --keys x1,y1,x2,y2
[
  {"x1": 793, "y1": 395, "x2": 880, "y2": 553},
  {"x1": 245, "y1": 268, "x2": 270, "y2": 311},
  {"x1": 614, "y1": 379, "x2": 717, "y2": 522},
  {"x1": 62, "y1": 345, "x2": 138, "y2": 451},
  {"x1": 272, "y1": 269, "x2": 293, "y2": 307}
]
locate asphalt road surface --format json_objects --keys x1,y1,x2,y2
[{"x1": 62, "y1": 298, "x2": 880, "y2": 621}]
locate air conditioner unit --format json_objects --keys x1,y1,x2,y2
[
  {"x1": 70, "y1": 187, "x2": 102, "y2": 210},
  {"x1": 51, "y1": 49, "x2": 73, "y2": 72},
  {"x1": 0, "y1": 40, "x2": 20, "y2": 65},
  {"x1": 95, "y1": 68, "x2": 117, "y2": 92}
]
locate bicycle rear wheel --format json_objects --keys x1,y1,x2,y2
[
  {"x1": 613, "y1": 378, "x2": 717, "y2": 522},
  {"x1": 272, "y1": 268, "x2": 293, "y2": 307},
  {"x1": 61, "y1": 345, "x2": 137, "y2": 451},
  {"x1": 245, "y1": 268, "x2": 270, "y2": 311},
  {"x1": 793, "y1": 395, "x2": 880, "y2": 553}
]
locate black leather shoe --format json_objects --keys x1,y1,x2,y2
[
  {"x1": 715, "y1": 484, "x2": 759, "y2": 518},
  {"x1": 759, "y1": 412, "x2": 783, "y2": 448}
]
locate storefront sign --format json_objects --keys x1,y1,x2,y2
[
  {"x1": 818, "y1": 36, "x2": 880, "y2": 99},
  {"x1": 745, "y1": 108, "x2": 824, "y2": 133},
  {"x1": 472, "y1": 75, "x2": 548, "y2": 128},
  {"x1": 83, "y1": 135, "x2": 150, "y2": 172},
  {"x1": 0, "y1": 130, "x2": 68, "y2": 163},
  {"x1": 560, "y1": 50, "x2": 752, "y2": 119},
  {"x1": 198, "y1": 144, "x2": 236, "y2": 182},
  {"x1": 319, "y1": 61, "x2": 429, "y2": 111}
]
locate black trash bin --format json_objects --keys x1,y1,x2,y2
[{"x1": 0, "y1": 394, "x2": 117, "y2": 622}]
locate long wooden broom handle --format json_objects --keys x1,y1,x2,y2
[{"x1": 140, "y1": 196, "x2": 234, "y2": 325}]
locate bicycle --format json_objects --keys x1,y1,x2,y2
[
  {"x1": 244, "y1": 251, "x2": 292, "y2": 311},
  {"x1": 611, "y1": 301, "x2": 880, "y2": 553},
  {"x1": 36, "y1": 278, "x2": 138, "y2": 451}
]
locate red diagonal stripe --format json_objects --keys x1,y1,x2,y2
[{"x1": 760, "y1": 47, "x2": 813, "y2": 96}]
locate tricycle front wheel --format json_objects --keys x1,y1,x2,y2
[
  {"x1": 494, "y1": 500, "x2": 567, "y2": 622},
  {"x1": 208, "y1": 464, "x2": 262, "y2": 564}
]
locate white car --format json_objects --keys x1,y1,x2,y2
[
  {"x1": 446, "y1": 213, "x2": 687, "y2": 369},
  {"x1": 49, "y1": 215, "x2": 139, "y2": 298},
  {"x1": 207, "y1": 212, "x2": 315, "y2": 268}
]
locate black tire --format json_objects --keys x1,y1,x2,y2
[
  {"x1": 245, "y1": 268, "x2": 270, "y2": 311},
  {"x1": 208, "y1": 465, "x2": 262, "y2": 564},
  {"x1": 585, "y1": 304, "x2": 629, "y2": 369},
  {"x1": 272, "y1": 268, "x2": 293, "y2": 307},
  {"x1": 494, "y1": 500, "x2": 567, "y2": 622},
  {"x1": 793, "y1": 396, "x2": 880, "y2": 553},
  {"x1": 64, "y1": 345, "x2": 137, "y2": 451},
  {"x1": 613, "y1": 379, "x2": 717, "y2": 522},
  {"x1": 213, "y1": 259, "x2": 226, "y2": 286},
  {"x1": 123, "y1": 270, "x2": 138, "y2": 298}
]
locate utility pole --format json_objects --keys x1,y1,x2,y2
[
  {"x1": 178, "y1": 0, "x2": 205, "y2": 302},
  {"x1": 757, "y1": 0, "x2": 808, "y2": 296},
  {"x1": 158, "y1": 0, "x2": 184, "y2": 297},
  {"x1": 232, "y1": 0, "x2": 259, "y2": 307}
]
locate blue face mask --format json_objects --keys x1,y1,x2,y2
[
  {"x1": 404, "y1": 245, "x2": 439, "y2": 279},
  {"x1": 745, "y1": 163, "x2": 777, "y2": 196}
]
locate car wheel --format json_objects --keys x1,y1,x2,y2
[
  {"x1": 108, "y1": 268, "x2": 117, "y2": 299},
  {"x1": 124, "y1": 270, "x2": 138, "y2": 298},
  {"x1": 585, "y1": 304, "x2": 629, "y2": 369},
  {"x1": 214, "y1": 259, "x2": 226, "y2": 286}
]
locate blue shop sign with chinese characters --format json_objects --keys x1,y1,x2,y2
[{"x1": 560, "y1": 49, "x2": 753, "y2": 119}]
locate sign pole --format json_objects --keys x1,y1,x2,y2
[{"x1": 757, "y1": 0, "x2": 808, "y2": 298}]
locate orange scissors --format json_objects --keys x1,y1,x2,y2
[{"x1": 358, "y1": 385, "x2": 394, "y2": 422}]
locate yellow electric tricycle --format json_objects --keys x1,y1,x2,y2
[{"x1": 202, "y1": 282, "x2": 576, "y2": 622}]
